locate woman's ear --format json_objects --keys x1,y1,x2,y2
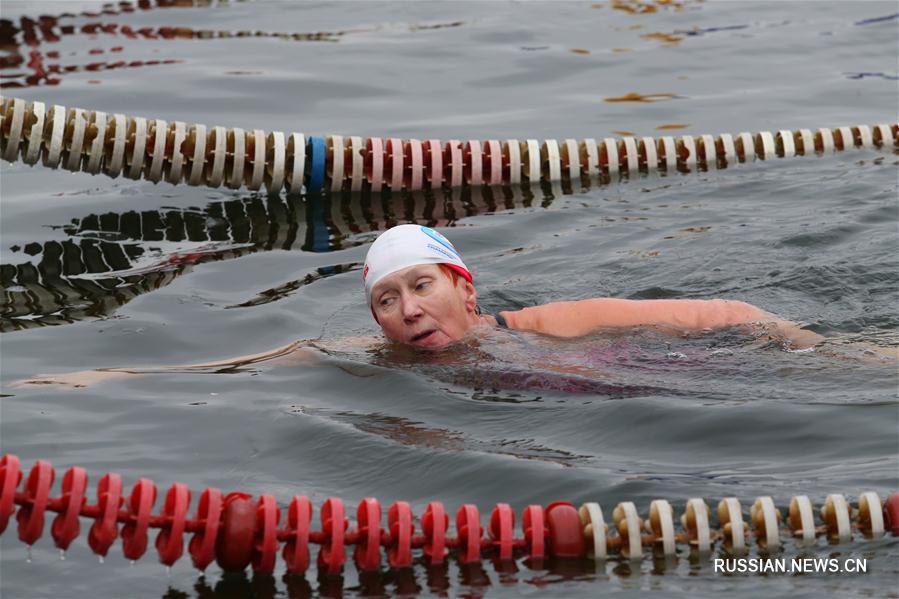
[{"x1": 462, "y1": 281, "x2": 478, "y2": 313}]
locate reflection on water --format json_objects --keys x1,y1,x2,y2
[
  {"x1": 167, "y1": 545, "x2": 798, "y2": 599},
  {"x1": 0, "y1": 0, "x2": 208, "y2": 88},
  {"x1": 291, "y1": 405, "x2": 595, "y2": 466},
  {"x1": 196, "y1": 554, "x2": 624, "y2": 599},
  {"x1": 604, "y1": 91, "x2": 681, "y2": 103},
  {"x1": 1, "y1": 184, "x2": 550, "y2": 331},
  {"x1": 0, "y1": 53, "x2": 183, "y2": 89},
  {"x1": 0, "y1": 4, "x2": 465, "y2": 89}
]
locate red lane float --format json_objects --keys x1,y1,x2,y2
[
  {"x1": 456, "y1": 504, "x2": 482, "y2": 564},
  {"x1": 0, "y1": 454, "x2": 895, "y2": 576},
  {"x1": 885, "y1": 494, "x2": 899, "y2": 536},
  {"x1": 545, "y1": 501, "x2": 585, "y2": 558},
  {"x1": 51, "y1": 467, "x2": 88, "y2": 552},
  {"x1": 422, "y1": 501, "x2": 449, "y2": 565},
  {"x1": 215, "y1": 492, "x2": 254, "y2": 572},
  {"x1": 17, "y1": 460, "x2": 54, "y2": 546},
  {"x1": 317, "y1": 497, "x2": 346, "y2": 574},
  {"x1": 0, "y1": 455, "x2": 22, "y2": 533},
  {"x1": 353, "y1": 498, "x2": 381, "y2": 571},
  {"x1": 251, "y1": 494, "x2": 280, "y2": 574},
  {"x1": 522, "y1": 504, "x2": 546, "y2": 561},
  {"x1": 87, "y1": 473, "x2": 122, "y2": 557},
  {"x1": 282, "y1": 495, "x2": 312, "y2": 574},
  {"x1": 156, "y1": 483, "x2": 190, "y2": 566},
  {"x1": 187, "y1": 487, "x2": 222, "y2": 571},
  {"x1": 489, "y1": 503, "x2": 514, "y2": 561},
  {"x1": 121, "y1": 478, "x2": 155, "y2": 560},
  {"x1": 387, "y1": 501, "x2": 413, "y2": 568}
]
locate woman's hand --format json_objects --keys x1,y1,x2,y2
[{"x1": 9, "y1": 368, "x2": 134, "y2": 390}]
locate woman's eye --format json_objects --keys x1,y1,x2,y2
[
  {"x1": 416, "y1": 281, "x2": 431, "y2": 291},
  {"x1": 380, "y1": 297, "x2": 395, "y2": 307}
]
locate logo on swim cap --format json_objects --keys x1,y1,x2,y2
[
  {"x1": 426, "y1": 243, "x2": 458, "y2": 262},
  {"x1": 420, "y1": 226, "x2": 460, "y2": 258}
]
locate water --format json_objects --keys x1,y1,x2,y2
[{"x1": 1, "y1": 1, "x2": 897, "y2": 597}]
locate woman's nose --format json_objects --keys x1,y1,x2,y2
[{"x1": 401, "y1": 295, "x2": 424, "y2": 321}]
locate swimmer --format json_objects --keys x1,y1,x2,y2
[
  {"x1": 16, "y1": 224, "x2": 882, "y2": 391},
  {"x1": 361, "y1": 225, "x2": 822, "y2": 349}
]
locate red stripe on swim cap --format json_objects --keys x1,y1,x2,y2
[{"x1": 442, "y1": 263, "x2": 472, "y2": 284}]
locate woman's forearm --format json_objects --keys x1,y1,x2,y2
[
  {"x1": 500, "y1": 298, "x2": 798, "y2": 337},
  {"x1": 11, "y1": 340, "x2": 322, "y2": 390},
  {"x1": 158, "y1": 340, "x2": 316, "y2": 370}
]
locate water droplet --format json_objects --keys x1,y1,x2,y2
[
  {"x1": 26, "y1": 546, "x2": 32, "y2": 563},
  {"x1": 98, "y1": 555, "x2": 105, "y2": 564},
  {"x1": 785, "y1": 346, "x2": 815, "y2": 354},
  {"x1": 59, "y1": 549, "x2": 66, "y2": 561}
]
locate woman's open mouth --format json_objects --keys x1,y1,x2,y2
[{"x1": 411, "y1": 329, "x2": 438, "y2": 344}]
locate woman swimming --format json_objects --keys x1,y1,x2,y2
[
  {"x1": 363, "y1": 225, "x2": 822, "y2": 348},
  {"x1": 12, "y1": 224, "x2": 848, "y2": 391}
]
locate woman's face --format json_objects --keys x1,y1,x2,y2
[{"x1": 370, "y1": 264, "x2": 479, "y2": 349}]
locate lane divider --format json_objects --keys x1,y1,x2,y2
[
  {"x1": 1, "y1": 455, "x2": 895, "y2": 575},
  {"x1": 0, "y1": 184, "x2": 549, "y2": 332},
  {"x1": 2, "y1": 96, "x2": 895, "y2": 194}
]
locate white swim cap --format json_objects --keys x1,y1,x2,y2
[{"x1": 363, "y1": 225, "x2": 472, "y2": 303}]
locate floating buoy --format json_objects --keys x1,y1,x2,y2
[
  {"x1": 0, "y1": 454, "x2": 893, "y2": 576},
  {"x1": 2, "y1": 96, "x2": 895, "y2": 195}
]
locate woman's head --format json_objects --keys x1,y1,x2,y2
[{"x1": 364, "y1": 226, "x2": 480, "y2": 348}]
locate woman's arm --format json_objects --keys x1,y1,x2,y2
[
  {"x1": 12, "y1": 334, "x2": 387, "y2": 390},
  {"x1": 10, "y1": 339, "x2": 325, "y2": 390},
  {"x1": 151, "y1": 339, "x2": 318, "y2": 371},
  {"x1": 500, "y1": 298, "x2": 824, "y2": 348}
]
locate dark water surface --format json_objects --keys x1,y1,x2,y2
[{"x1": 1, "y1": 1, "x2": 898, "y2": 597}]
